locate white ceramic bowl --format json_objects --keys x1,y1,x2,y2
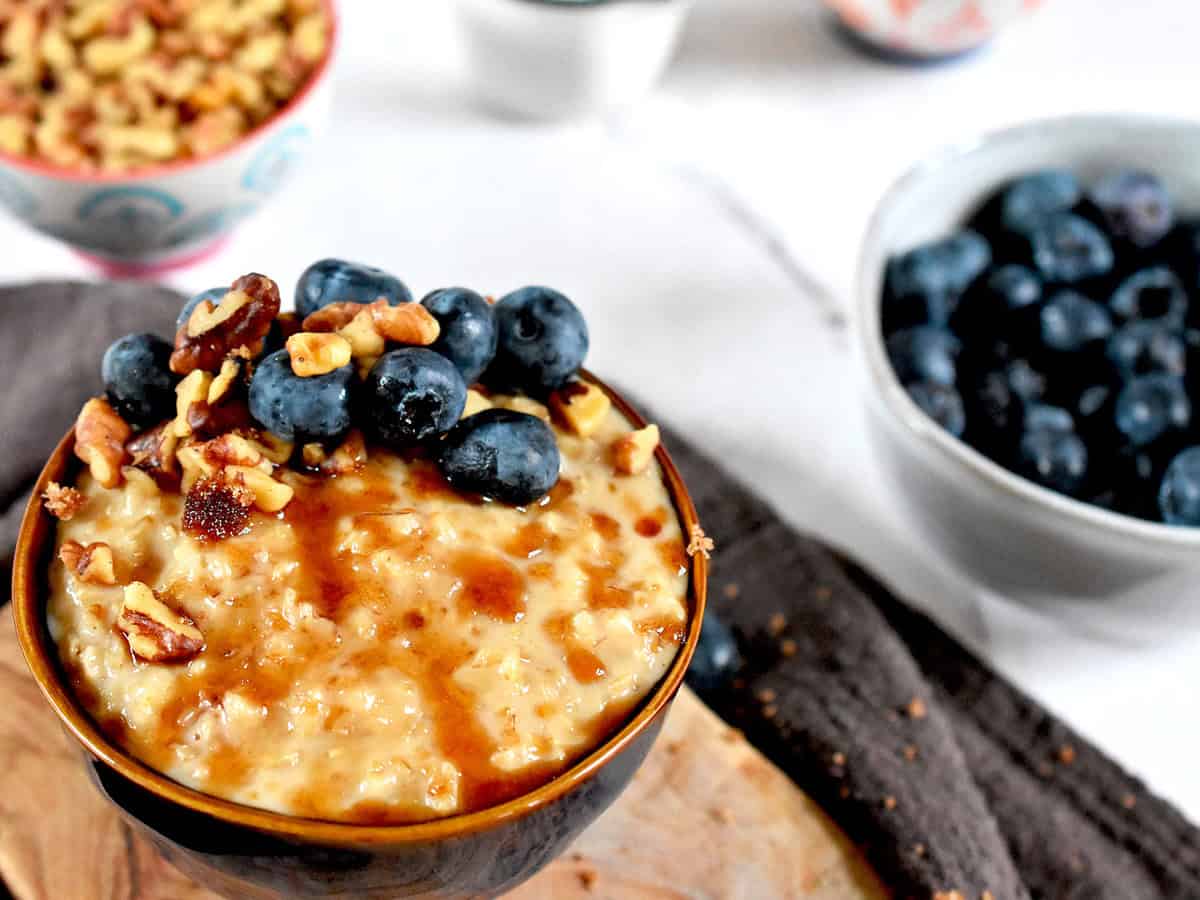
[
  {"x1": 855, "y1": 115, "x2": 1200, "y2": 624},
  {"x1": 454, "y1": 0, "x2": 693, "y2": 121},
  {"x1": 0, "y1": 1, "x2": 337, "y2": 276},
  {"x1": 825, "y1": 0, "x2": 1038, "y2": 59}
]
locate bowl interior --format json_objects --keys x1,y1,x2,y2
[
  {"x1": 857, "y1": 114, "x2": 1200, "y2": 555},
  {"x1": 13, "y1": 374, "x2": 706, "y2": 844}
]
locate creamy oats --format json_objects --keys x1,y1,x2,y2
[{"x1": 48, "y1": 396, "x2": 689, "y2": 824}]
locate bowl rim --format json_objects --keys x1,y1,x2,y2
[
  {"x1": 12, "y1": 370, "x2": 707, "y2": 845},
  {"x1": 0, "y1": 0, "x2": 340, "y2": 185},
  {"x1": 856, "y1": 112, "x2": 1200, "y2": 552}
]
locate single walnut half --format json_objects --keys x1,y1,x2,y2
[
  {"x1": 612, "y1": 424, "x2": 660, "y2": 476},
  {"x1": 550, "y1": 381, "x2": 611, "y2": 437},
  {"x1": 74, "y1": 397, "x2": 132, "y2": 488},
  {"x1": 287, "y1": 331, "x2": 352, "y2": 377},
  {"x1": 182, "y1": 473, "x2": 253, "y2": 540},
  {"x1": 58, "y1": 540, "x2": 118, "y2": 585},
  {"x1": 371, "y1": 300, "x2": 440, "y2": 345},
  {"x1": 126, "y1": 422, "x2": 180, "y2": 489},
  {"x1": 118, "y1": 582, "x2": 204, "y2": 663},
  {"x1": 42, "y1": 482, "x2": 85, "y2": 519},
  {"x1": 169, "y1": 273, "x2": 280, "y2": 374}
]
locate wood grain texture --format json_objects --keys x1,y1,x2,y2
[{"x1": 0, "y1": 613, "x2": 884, "y2": 899}]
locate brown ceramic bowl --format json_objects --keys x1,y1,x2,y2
[{"x1": 12, "y1": 377, "x2": 707, "y2": 900}]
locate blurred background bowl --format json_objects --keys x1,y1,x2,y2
[
  {"x1": 825, "y1": 0, "x2": 1040, "y2": 60},
  {"x1": 0, "y1": 0, "x2": 337, "y2": 278},
  {"x1": 454, "y1": 0, "x2": 693, "y2": 121},
  {"x1": 855, "y1": 115, "x2": 1200, "y2": 620}
]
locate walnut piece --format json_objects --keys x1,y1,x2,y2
[
  {"x1": 226, "y1": 465, "x2": 294, "y2": 513},
  {"x1": 461, "y1": 389, "x2": 492, "y2": 419},
  {"x1": 58, "y1": 539, "x2": 118, "y2": 585},
  {"x1": 686, "y1": 523, "x2": 714, "y2": 559},
  {"x1": 286, "y1": 331, "x2": 352, "y2": 377},
  {"x1": 42, "y1": 482, "x2": 85, "y2": 519},
  {"x1": 301, "y1": 301, "x2": 365, "y2": 333},
  {"x1": 206, "y1": 356, "x2": 245, "y2": 405},
  {"x1": 118, "y1": 582, "x2": 204, "y2": 663},
  {"x1": 611, "y1": 424, "x2": 660, "y2": 476},
  {"x1": 74, "y1": 397, "x2": 132, "y2": 488},
  {"x1": 201, "y1": 433, "x2": 268, "y2": 471},
  {"x1": 318, "y1": 429, "x2": 367, "y2": 476},
  {"x1": 371, "y1": 300, "x2": 440, "y2": 345},
  {"x1": 550, "y1": 381, "x2": 611, "y2": 437},
  {"x1": 126, "y1": 421, "x2": 180, "y2": 489},
  {"x1": 338, "y1": 308, "x2": 385, "y2": 359},
  {"x1": 169, "y1": 273, "x2": 280, "y2": 374}
]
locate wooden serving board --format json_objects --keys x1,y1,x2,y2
[{"x1": 0, "y1": 613, "x2": 885, "y2": 899}]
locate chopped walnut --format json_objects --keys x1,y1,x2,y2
[
  {"x1": 549, "y1": 381, "x2": 611, "y2": 437},
  {"x1": 42, "y1": 481, "x2": 85, "y2": 519},
  {"x1": 338, "y1": 308, "x2": 385, "y2": 359},
  {"x1": 245, "y1": 430, "x2": 293, "y2": 464},
  {"x1": 318, "y1": 429, "x2": 367, "y2": 476},
  {"x1": 611, "y1": 424, "x2": 660, "y2": 475},
  {"x1": 301, "y1": 442, "x2": 327, "y2": 468},
  {"x1": 287, "y1": 331, "x2": 352, "y2": 377},
  {"x1": 370, "y1": 300, "x2": 440, "y2": 345},
  {"x1": 171, "y1": 369, "x2": 213, "y2": 437},
  {"x1": 461, "y1": 389, "x2": 492, "y2": 419},
  {"x1": 201, "y1": 433, "x2": 269, "y2": 471},
  {"x1": 227, "y1": 465, "x2": 294, "y2": 513},
  {"x1": 126, "y1": 421, "x2": 180, "y2": 489},
  {"x1": 170, "y1": 273, "x2": 280, "y2": 374},
  {"x1": 118, "y1": 582, "x2": 204, "y2": 663},
  {"x1": 301, "y1": 300, "x2": 365, "y2": 332},
  {"x1": 74, "y1": 397, "x2": 131, "y2": 488},
  {"x1": 206, "y1": 356, "x2": 246, "y2": 405},
  {"x1": 58, "y1": 540, "x2": 117, "y2": 585},
  {"x1": 685, "y1": 523, "x2": 713, "y2": 559}
]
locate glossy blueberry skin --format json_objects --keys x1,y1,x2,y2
[
  {"x1": 906, "y1": 381, "x2": 966, "y2": 439},
  {"x1": 420, "y1": 288, "x2": 498, "y2": 384},
  {"x1": 1109, "y1": 266, "x2": 1188, "y2": 327},
  {"x1": 1106, "y1": 321, "x2": 1186, "y2": 380},
  {"x1": 884, "y1": 230, "x2": 991, "y2": 306},
  {"x1": 438, "y1": 408, "x2": 561, "y2": 506},
  {"x1": 1039, "y1": 291, "x2": 1113, "y2": 354},
  {"x1": 1089, "y1": 169, "x2": 1174, "y2": 248},
  {"x1": 1114, "y1": 374, "x2": 1191, "y2": 448},
  {"x1": 1028, "y1": 213, "x2": 1114, "y2": 283},
  {"x1": 1023, "y1": 403, "x2": 1074, "y2": 434},
  {"x1": 488, "y1": 286, "x2": 589, "y2": 395},
  {"x1": 885, "y1": 326, "x2": 961, "y2": 386},
  {"x1": 998, "y1": 170, "x2": 1082, "y2": 234},
  {"x1": 362, "y1": 349, "x2": 467, "y2": 449},
  {"x1": 684, "y1": 613, "x2": 741, "y2": 696},
  {"x1": 176, "y1": 287, "x2": 226, "y2": 330},
  {"x1": 1016, "y1": 428, "x2": 1089, "y2": 496},
  {"x1": 1159, "y1": 446, "x2": 1200, "y2": 525},
  {"x1": 101, "y1": 333, "x2": 177, "y2": 427},
  {"x1": 248, "y1": 349, "x2": 354, "y2": 442},
  {"x1": 295, "y1": 259, "x2": 413, "y2": 318}
]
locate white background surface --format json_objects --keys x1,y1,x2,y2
[{"x1": 6, "y1": 0, "x2": 1199, "y2": 820}]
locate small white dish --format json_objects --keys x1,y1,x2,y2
[
  {"x1": 454, "y1": 0, "x2": 693, "y2": 121},
  {"x1": 854, "y1": 115, "x2": 1200, "y2": 629}
]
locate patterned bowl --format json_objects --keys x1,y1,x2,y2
[
  {"x1": 825, "y1": 0, "x2": 1041, "y2": 59},
  {"x1": 0, "y1": 0, "x2": 337, "y2": 277}
]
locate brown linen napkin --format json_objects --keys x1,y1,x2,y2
[{"x1": 0, "y1": 282, "x2": 1196, "y2": 900}]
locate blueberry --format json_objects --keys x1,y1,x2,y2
[
  {"x1": 685, "y1": 613, "x2": 741, "y2": 696},
  {"x1": 1106, "y1": 321, "x2": 1186, "y2": 379},
  {"x1": 886, "y1": 326, "x2": 961, "y2": 386},
  {"x1": 420, "y1": 288, "x2": 498, "y2": 384},
  {"x1": 1114, "y1": 374, "x2": 1191, "y2": 448},
  {"x1": 998, "y1": 170, "x2": 1082, "y2": 233},
  {"x1": 295, "y1": 259, "x2": 412, "y2": 318},
  {"x1": 1006, "y1": 358, "x2": 1047, "y2": 401},
  {"x1": 176, "y1": 287, "x2": 226, "y2": 330},
  {"x1": 884, "y1": 230, "x2": 991, "y2": 307},
  {"x1": 950, "y1": 264, "x2": 1043, "y2": 340},
  {"x1": 248, "y1": 349, "x2": 354, "y2": 441},
  {"x1": 1159, "y1": 446, "x2": 1200, "y2": 525},
  {"x1": 438, "y1": 408, "x2": 560, "y2": 505},
  {"x1": 961, "y1": 368, "x2": 1022, "y2": 452},
  {"x1": 1016, "y1": 428, "x2": 1089, "y2": 496},
  {"x1": 1039, "y1": 291, "x2": 1113, "y2": 353},
  {"x1": 1109, "y1": 266, "x2": 1188, "y2": 326},
  {"x1": 362, "y1": 348, "x2": 467, "y2": 448},
  {"x1": 101, "y1": 333, "x2": 177, "y2": 427},
  {"x1": 1023, "y1": 403, "x2": 1074, "y2": 433},
  {"x1": 1089, "y1": 169, "x2": 1173, "y2": 248},
  {"x1": 1028, "y1": 213, "x2": 1114, "y2": 283},
  {"x1": 487, "y1": 286, "x2": 589, "y2": 395},
  {"x1": 906, "y1": 381, "x2": 966, "y2": 438}
]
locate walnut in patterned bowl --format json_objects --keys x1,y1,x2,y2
[{"x1": 0, "y1": 0, "x2": 336, "y2": 274}]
